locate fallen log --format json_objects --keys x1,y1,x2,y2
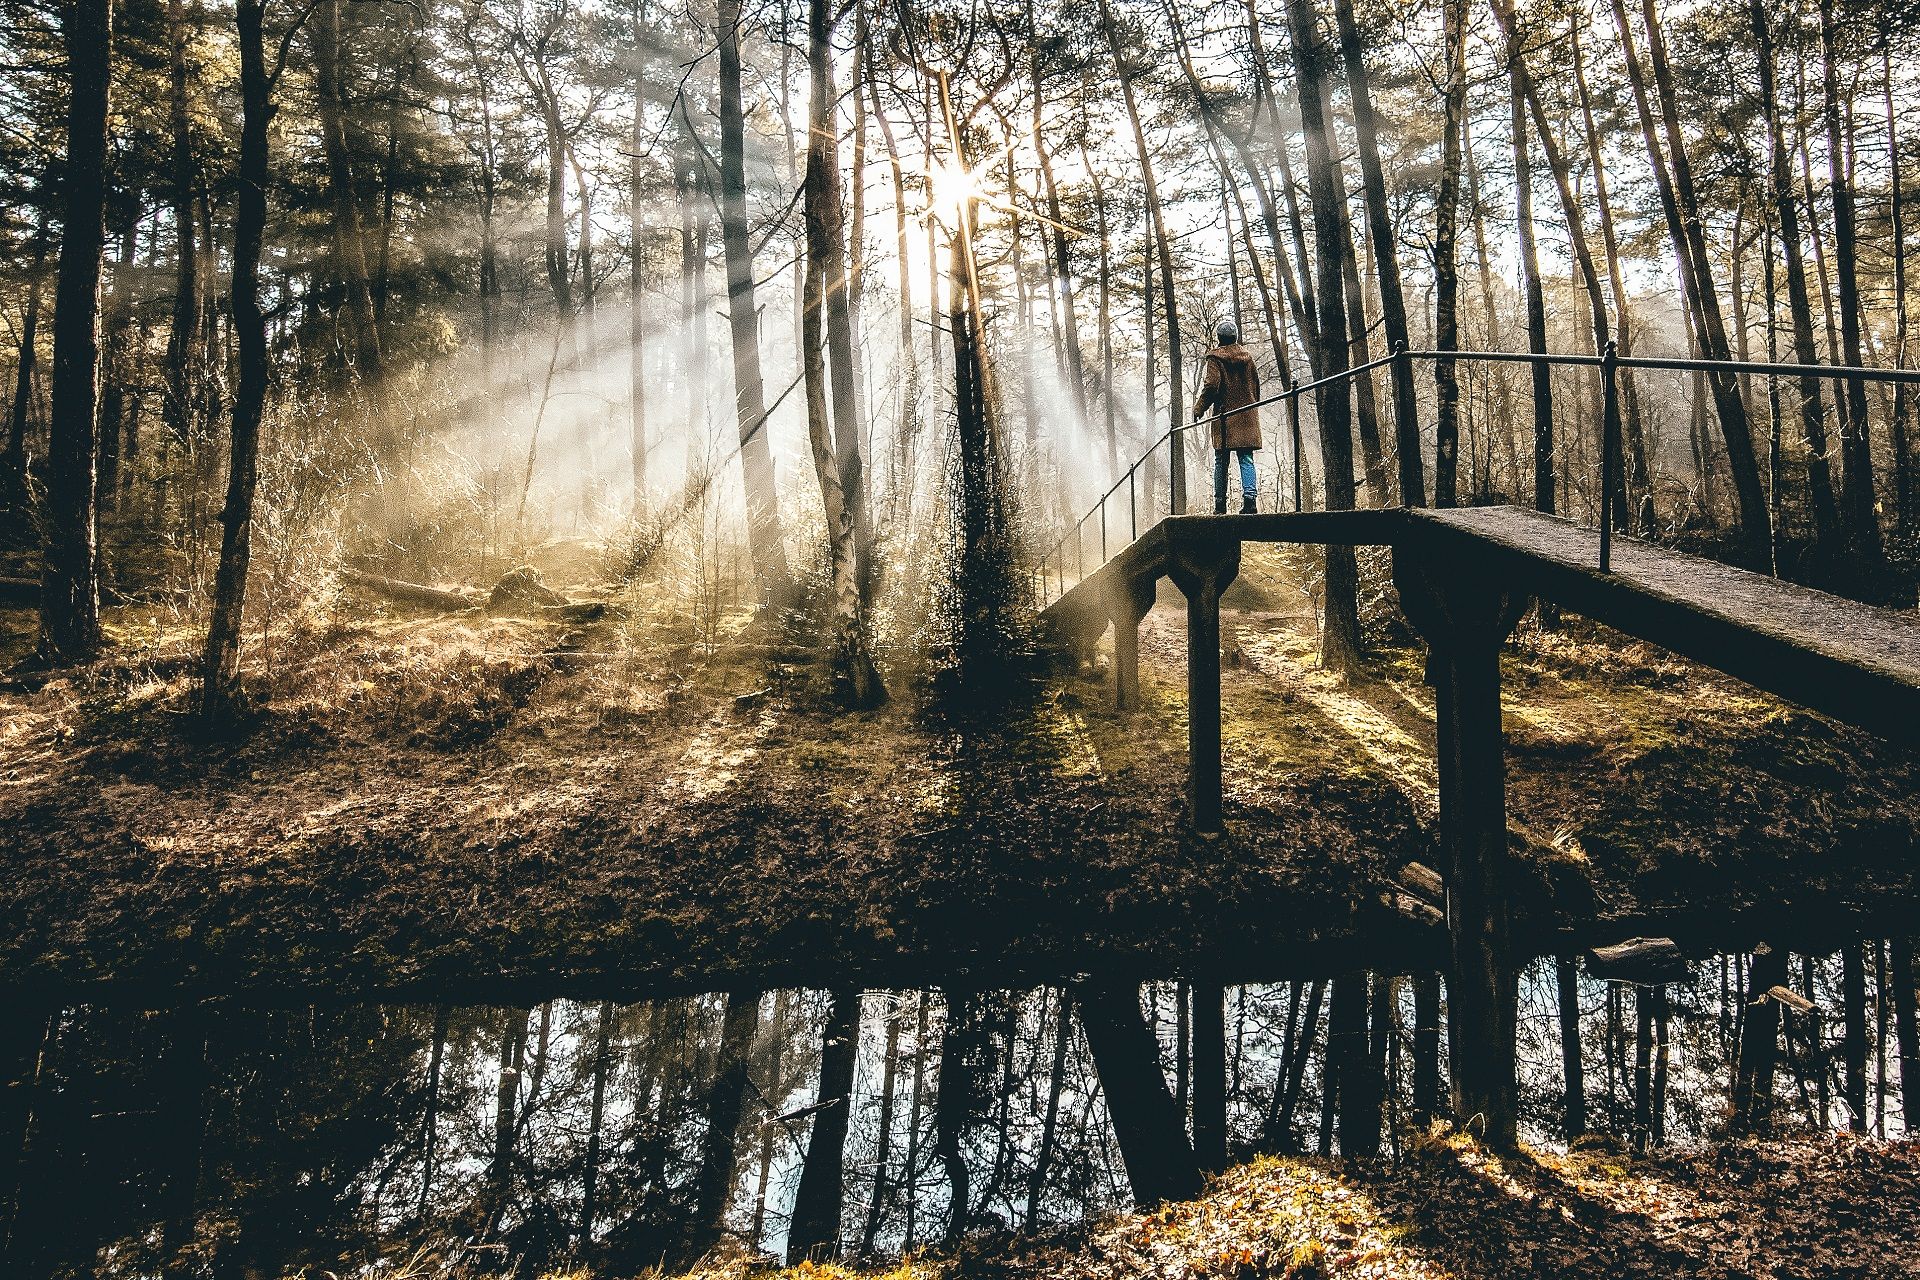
[
  {"x1": 1398, "y1": 861, "x2": 1445, "y2": 906},
  {"x1": 1586, "y1": 936, "x2": 1690, "y2": 984},
  {"x1": 339, "y1": 569, "x2": 478, "y2": 612},
  {"x1": 1378, "y1": 890, "x2": 1445, "y2": 929}
]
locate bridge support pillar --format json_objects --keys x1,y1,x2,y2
[
  {"x1": 1168, "y1": 532, "x2": 1241, "y2": 833},
  {"x1": 1393, "y1": 545, "x2": 1528, "y2": 1149},
  {"x1": 1103, "y1": 573, "x2": 1158, "y2": 710}
]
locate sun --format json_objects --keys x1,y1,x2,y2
[{"x1": 925, "y1": 157, "x2": 984, "y2": 223}]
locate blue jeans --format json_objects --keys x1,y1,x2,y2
[{"x1": 1214, "y1": 448, "x2": 1256, "y2": 506}]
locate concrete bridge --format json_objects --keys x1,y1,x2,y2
[{"x1": 1038, "y1": 503, "x2": 1920, "y2": 1146}]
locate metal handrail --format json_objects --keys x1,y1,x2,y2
[{"x1": 1033, "y1": 346, "x2": 1920, "y2": 603}]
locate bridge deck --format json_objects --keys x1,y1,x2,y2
[
  {"x1": 1411, "y1": 507, "x2": 1920, "y2": 745},
  {"x1": 1041, "y1": 505, "x2": 1920, "y2": 747}
]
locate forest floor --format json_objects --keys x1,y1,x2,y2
[
  {"x1": 669, "y1": 1131, "x2": 1920, "y2": 1279},
  {"x1": 1, "y1": 541, "x2": 1917, "y2": 1002}
]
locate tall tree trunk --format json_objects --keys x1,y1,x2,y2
[
  {"x1": 197, "y1": 0, "x2": 271, "y2": 718},
  {"x1": 461, "y1": 15, "x2": 500, "y2": 369},
  {"x1": 1192, "y1": 982, "x2": 1227, "y2": 1171},
  {"x1": 1075, "y1": 980, "x2": 1203, "y2": 1205},
  {"x1": 579, "y1": 1001, "x2": 614, "y2": 1248},
  {"x1": 715, "y1": 0, "x2": 795, "y2": 603},
  {"x1": 1431, "y1": 0, "x2": 1465, "y2": 508},
  {"x1": 1089, "y1": 162, "x2": 1119, "y2": 474},
  {"x1": 163, "y1": 0, "x2": 200, "y2": 443},
  {"x1": 1616, "y1": 0, "x2": 1771, "y2": 565},
  {"x1": 1412, "y1": 974, "x2": 1441, "y2": 1123},
  {"x1": 1028, "y1": 0, "x2": 1090, "y2": 434},
  {"x1": 311, "y1": 0, "x2": 383, "y2": 379},
  {"x1": 935, "y1": 989, "x2": 977, "y2": 1244},
  {"x1": 1174, "y1": 983, "x2": 1190, "y2": 1124},
  {"x1": 1893, "y1": 936, "x2": 1918, "y2": 1132},
  {"x1": 903, "y1": 993, "x2": 928, "y2": 1252},
  {"x1": 570, "y1": 145, "x2": 596, "y2": 325},
  {"x1": 373, "y1": 34, "x2": 418, "y2": 322},
  {"x1": 418, "y1": 1006, "x2": 447, "y2": 1220},
  {"x1": 1100, "y1": 0, "x2": 1185, "y2": 512},
  {"x1": 1244, "y1": 0, "x2": 1322, "y2": 369},
  {"x1": 864, "y1": 49, "x2": 915, "y2": 426},
  {"x1": 1271, "y1": 978, "x2": 1326, "y2": 1149},
  {"x1": 39, "y1": 0, "x2": 113, "y2": 665},
  {"x1": 675, "y1": 102, "x2": 701, "y2": 457},
  {"x1": 1556, "y1": 956, "x2": 1586, "y2": 1138},
  {"x1": 1750, "y1": 0, "x2": 1841, "y2": 560},
  {"x1": 684, "y1": 990, "x2": 759, "y2": 1264},
  {"x1": 1492, "y1": 0, "x2": 1616, "y2": 520},
  {"x1": 817, "y1": 4, "x2": 871, "y2": 602},
  {"x1": 485, "y1": 1010, "x2": 529, "y2": 1235},
  {"x1": 1331, "y1": 972, "x2": 1379, "y2": 1156},
  {"x1": 1632, "y1": 984, "x2": 1653, "y2": 1150},
  {"x1": 1795, "y1": 55, "x2": 1843, "y2": 367},
  {"x1": 629, "y1": 0, "x2": 649, "y2": 500},
  {"x1": 1339, "y1": 206, "x2": 1390, "y2": 508},
  {"x1": 1818, "y1": 0, "x2": 1887, "y2": 571},
  {"x1": 1570, "y1": 17, "x2": 1652, "y2": 530},
  {"x1": 1162, "y1": 0, "x2": 1297, "y2": 450},
  {"x1": 1499, "y1": 9, "x2": 1553, "y2": 517},
  {"x1": 5, "y1": 223, "x2": 48, "y2": 487},
  {"x1": 1844, "y1": 942, "x2": 1869, "y2": 1132},
  {"x1": 1335, "y1": 0, "x2": 1423, "y2": 505},
  {"x1": 787, "y1": 988, "x2": 860, "y2": 1263},
  {"x1": 1026, "y1": 988, "x2": 1071, "y2": 1227},
  {"x1": 861, "y1": 995, "x2": 903, "y2": 1253},
  {"x1": 1885, "y1": 37, "x2": 1913, "y2": 537},
  {"x1": 801, "y1": 0, "x2": 882, "y2": 705},
  {"x1": 1651, "y1": 984, "x2": 1670, "y2": 1145},
  {"x1": 1284, "y1": 0, "x2": 1362, "y2": 675},
  {"x1": 932, "y1": 72, "x2": 1018, "y2": 687}
]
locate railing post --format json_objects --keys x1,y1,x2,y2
[
  {"x1": 1100, "y1": 500, "x2": 1107, "y2": 564},
  {"x1": 1076, "y1": 520, "x2": 1085, "y2": 581},
  {"x1": 1288, "y1": 390, "x2": 1304, "y2": 513},
  {"x1": 1129, "y1": 467, "x2": 1138, "y2": 540},
  {"x1": 1599, "y1": 340, "x2": 1619, "y2": 573},
  {"x1": 1170, "y1": 423, "x2": 1188, "y2": 516}
]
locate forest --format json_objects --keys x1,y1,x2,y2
[{"x1": 2, "y1": 0, "x2": 1920, "y2": 1271}]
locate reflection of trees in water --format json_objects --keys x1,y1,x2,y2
[{"x1": 9, "y1": 951, "x2": 1911, "y2": 1275}]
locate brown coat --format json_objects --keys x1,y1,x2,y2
[{"x1": 1192, "y1": 344, "x2": 1263, "y2": 450}]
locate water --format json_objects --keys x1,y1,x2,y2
[{"x1": 3, "y1": 949, "x2": 1907, "y2": 1277}]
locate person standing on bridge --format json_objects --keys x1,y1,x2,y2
[{"x1": 1193, "y1": 320, "x2": 1263, "y2": 514}]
